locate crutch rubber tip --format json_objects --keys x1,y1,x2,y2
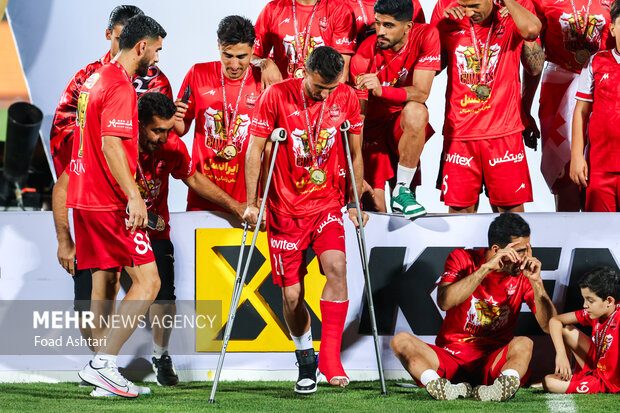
[
  {"x1": 270, "y1": 127, "x2": 287, "y2": 142},
  {"x1": 208, "y1": 399, "x2": 215, "y2": 403},
  {"x1": 340, "y1": 120, "x2": 351, "y2": 132}
]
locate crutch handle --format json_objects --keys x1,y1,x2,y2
[
  {"x1": 340, "y1": 120, "x2": 351, "y2": 132},
  {"x1": 270, "y1": 127, "x2": 287, "y2": 142}
]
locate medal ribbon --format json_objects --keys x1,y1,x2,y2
[
  {"x1": 136, "y1": 157, "x2": 158, "y2": 214},
  {"x1": 569, "y1": 0, "x2": 593, "y2": 42},
  {"x1": 220, "y1": 65, "x2": 249, "y2": 147},
  {"x1": 469, "y1": 13, "x2": 495, "y2": 86},
  {"x1": 594, "y1": 305, "x2": 618, "y2": 364},
  {"x1": 292, "y1": 0, "x2": 321, "y2": 67},
  {"x1": 300, "y1": 82, "x2": 327, "y2": 170}
]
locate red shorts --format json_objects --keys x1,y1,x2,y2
[
  {"x1": 566, "y1": 370, "x2": 609, "y2": 394},
  {"x1": 73, "y1": 209, "x2": 155, "y2": 271},
  {"x1": 425, "y1": 341, "x2": 529, "y2": 386},
  {"x1": 440, "y1": 134, "x2": 533, "y2": 207},
  {"x1": 585, "y1": 170, "x2": 620, "y2": 212},
  {"x1": 362, "y1": 114, "x2": 432, "y2": 190},
  {"x1": 267, "y1": 207, "x2": 346, "y2": 287}
]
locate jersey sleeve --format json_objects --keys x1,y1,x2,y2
[
  {"x1": 169, "y1": 134, "x2": 196, "y2": 180},
  {"x1": 177, "y1": 66, "x2": 197, "y2": 121},
  {"x1": 412, "y1": 0, "x2": 426, "y2": 23},
  {"x1": 50, "y1": 67, "x2": 90, "y2": 145},
  {"x1": 349, "y1": 40, "x2": 373, "y2": 100},
  {"x1": 414, "y1": 25, "x2": 442, "y2": 71},
  {"x1": 440, "y1": 249, "x2": 470, "y2": 284},
  {"x1": 100, "y1": 81, "x2": 137, "y2": 139},
  {"x1": 331, "y1": 2, "x2": 357, "y2": 55},
  {"x1": 576, "y1": 56, "x2": 595, "y2": 102},
  {"x1": 574, "y1": 309, "x2": 595, "y2": 326},
  {"x1": 522, "y1": 281, "x2": 536, "y2": 313},
  {"x1": 344, "y1": 86, "x2": 363, "y2": 134},
  {"x1": 250, "y1": 85, "x2": 278, "y2": 138},
  {"x1": 430, "y1": 0, "x2": 457, "y2": 26},
  {"x1": 254, "y1": 2, "x2": 275, "y2": 58}
]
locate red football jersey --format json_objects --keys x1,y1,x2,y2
[
  {"x1": 254, "y1": 0, "x2": 356, "y2": 79},
  {"x1": 433, "y1": 2, "x2": 534, "y2": 140},
  {"x1": 249, "y1": 78, "x2": 362, "y2": 217},
  {"x1": 136, "y1": 133, "x2": 195, "y2": 240},
  {"x1": 350, "y1": 23, "x2": 441, "y2": 122},
  {"x1": 575, "y1": 305, "x2": 620, "y2": 392},
  {"x1": 346, "y1": 0, "x2": 425, "y2": 43},
  {"x1": 533, "y1": 0, "x2": 613, "y2": 73},
  {"x1": 178, "y1": 62, "x2": 262, "y2": 211},
  {"x1": 66, "y1": 62, "x2": 138, "y2": 211},
  {"x1": 51, "y1": 50, "x2": 172, "y2": 176},
  {"x1": 575, "y1": 49, "x2": 620, "y2": 172},
  {"x1": 436, "y1": 249, "x2": 536, "y2": 348}
]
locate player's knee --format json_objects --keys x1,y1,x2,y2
[
  {"x1": 390, "y1": 332, "x2": 411, "y2": 355},
  {"x1": 510, "y1": 336, "x2": 534, "y2": 355},
  {"x1": 282, "y1": 285, "x2": 303, "y2": 310},
  {"x1": 322, "y1": 259, "x2": 347, "y2": 281},
  {"x1": 400, "y1": 102, "x2": 428, "y2": 132},
  {"x1": 146, "y1": 276, "x2": 162, "y2": 300}
]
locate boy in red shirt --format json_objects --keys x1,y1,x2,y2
[
  {"x1": 543, "y1": 267, "x2": 620, "y2": 394},
  {"x1": 570, "y1": 0, "x2": 620, "y2": 211}
]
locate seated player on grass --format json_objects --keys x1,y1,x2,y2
[{"x1": 543, "y1": 267, "x2": 620, "y2": 394}]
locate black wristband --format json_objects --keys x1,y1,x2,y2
[{"x1": 346, "y1": 202, "x2": 357, "y2": 210}]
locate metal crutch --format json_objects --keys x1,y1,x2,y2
[
  {"x1": 340, "y1": 120, "x2": 387, "y2": 395},
  {"x1": 209, "y1": 127, "x2": 287, "y2": 403}
]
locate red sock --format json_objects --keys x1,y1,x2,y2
[{"x1": 318, "y1": 299, "x2": 349, "y2": 384}]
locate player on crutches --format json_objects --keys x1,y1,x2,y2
[{"x1": 245, "y1": 46, "x2": 368, "y2": 395}]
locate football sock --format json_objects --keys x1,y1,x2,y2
[
  {"x1": 500, "y1": 369, "x2": 520, "y2": 379},
  {"x1": 420, "y1": 369, "x2": 441, "y2": 386},
  {"x1": 393, "y1": 164, "x2": 416, "y2": 196},
  {"x1": 92, "y1": 352, "x2": 117, "y2": 368},
  {"x1": 318, "y1": 299, "x2": 349, "y2": 382},
  {"x1": 291, "y1": 329, "x2": 313, "y2": 351},
  {"x1": 153, "y1": 343, "x2": 168, "y2": 358}
]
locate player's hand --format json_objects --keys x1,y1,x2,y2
[
  {"x1": 555, "y1": 354, "x2": 572, "y2": 381},
  {"x1": 232, "y1": 201, "x2": 247, "y2": 223},
  {"x1": 243, "y1": 205, "x2": 260, "y2": 228},
  {"x1": 127, "y1": 196, "x2": 148, "y2": 233},
  {"x1": 484, "y1": 241, "x2": 522, "y2": 272},
  {"x1": 174, "y1": 99, "x2": 188, "y2": 122},
  {"x1": 522, "y1": 113, "x2": 540, "y2": 150},
  {"x1": 570, "y1": 155, "x2": 589, "y2": 187},
  {"x1": 57, "y1": 237, "x2": 76, "y2": 277},
  {"x1": 521, "y1": 244, "x2": 542, "y2": 282},
  {"x1": 260, "y1": 58, "x2": 283, "y2": 89},
  {"x1": 362, "y1": 180, "x2": 375, "y2": 199},
  {"x1": 355, "y1": 73, "x2": 383, "y2": 97},
  {"x1": 443, "y1": 6, "x2": 466, "y2": 20},
  {"x1": 499, "y1": 6, "x2": 510, "y2": 18},
  {"x1": 347, "y1": 206, "x2": 369, "y2": 228}
]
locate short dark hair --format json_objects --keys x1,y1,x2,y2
[
  {"x1": 305, "y1": 46, "x2": 344, "y2": 83},
  {"x1": 611, "y1": 0, "x2": 620, "y2": 23},
  {"x1": 579, "y1": 267, "x2": 620, "y2": 302},
  {"x1": 119, "y1": 15, "x2": 167, "y2": 50},
  {"x1": 107, "y1": 5, "x2": 144, "y2": 30},
  {"x1": 487, "y1": 213, "x2": 531, "y2": 248},
  {"x1": 374, "y1": 0, "x2": 414, "y2": 22},
  {"x1": 217, "y1": 15, "x2": 256, "y2": 47},
  {"x1": 138, "y1": 92, "x2": 176, "y2": 124}
]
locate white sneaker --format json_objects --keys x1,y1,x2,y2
[
  {"x1": 78, "y1": 360, "x2": 140, "y2": 398},
  {"x1": 90, "y1": 387, "x2": 116, "y2": 397}
]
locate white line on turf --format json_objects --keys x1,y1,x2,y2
[{"x1": 545, "y1": 393, "x2": 577, "y2": 413}]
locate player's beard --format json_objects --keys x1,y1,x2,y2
[
  {"x1": 136, "y1": 55, "x2": 151, "y2": 77},
  {"x1": 376, "y1": 35, "x2": 401, "y2": 50}
]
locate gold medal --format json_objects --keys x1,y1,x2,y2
[
  {"x1": 355, "y1": 73, "x2": 367, "y2": 90},
  {"x1": 218, "y1": 144, "x2": 237, "y2": 161},
  {"x1": 294, "y1": 67, "x2": 304, "y2": 78},
  {"x1": 574, "y1": 48, "x2": 591, "y2": 65},
  {"x1": 155, "y1": 214, "x2": 166, "y2": 232},
  {"x1": 309, "y1": 168, "x2": 327, "y2": 185},
  {"x1": 474, "y1": 84, "x2": 491, "y2": 101}
]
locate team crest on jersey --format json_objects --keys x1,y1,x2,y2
[
  {"x1": 382, "y1": 68, "x2": 409, "y2": 87},
  {"x1": 283, "y1": 35, "x2": 325, "y2": 64},
  {"x1": 506, "y1": 284, "x2": 517, "y2": 296},
  {"x1": 246, "y1": 94, "x2": 258, "y2": 110},
  {"x1": 559, "y1": 12, "x2": 606, "y2": 52},
  {"x1": 319, "y1": 17, "x2": 329, "y2": 31},
  {"x1": 291, "y1": 126, "x2": 336, "y2": 170},
  {"x1": 464, "y1": 297, "x2": 509, "y2": 337},
  {"x1": 156, "y1": 159, "x2": 167, "y2": 174},
  {"x1": 496, "y1": 25, "x2": 505, "y2": 38},
  {"x1": 328, "y1": 106, "x2": 341, "y2": 122},
  {"x1": 455, "y1": 44, "x2": 500, "y2": 88},
  {"x1": 204, "y1": 108, "x2": 250, "y2": 154},
  {"x1": 601, "y1": 0, "x2": 612, "y2": 10},
  {"x1": 83, "y1": 73, "x2": 101, "y2": 89}
]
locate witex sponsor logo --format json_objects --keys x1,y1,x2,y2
[
  {"x1": 270, "y1": 238, "x2": 299, "y2": 251},
  {"x1": 489, "y1": 151, "x2": 524, "y2": 167},
  {"x1": 444, "y1": 152, "x2": 473, "y2": 166}
]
